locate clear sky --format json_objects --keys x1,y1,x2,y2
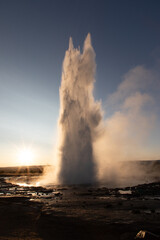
[{"x1": 0, "y1": 0, "x2": 160, "y2": 166}]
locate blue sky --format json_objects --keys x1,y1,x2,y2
[{"x1": 0, "y1": 0, "x2": 160, "y2": 166}]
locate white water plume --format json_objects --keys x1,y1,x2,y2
[{"x1": 57, "y1": 34, "x2": 102, "y2": 184}]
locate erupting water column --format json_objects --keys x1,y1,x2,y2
[{"x1": 58, "y1": 34, "x2": 102, "y2": 184}]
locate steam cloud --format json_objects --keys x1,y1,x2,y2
[{"x1": 94, "y1": 65, "x2": 160, "y2": 185}]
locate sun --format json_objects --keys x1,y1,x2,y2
[{"x1": 18, "y1": 148, "x2": 34, "y2": 166}]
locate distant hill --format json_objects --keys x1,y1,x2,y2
[{"x1": 0, "y1": 165, "x2": 47, "y2": 176}]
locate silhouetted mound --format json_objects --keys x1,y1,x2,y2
[{"x1": 0, "y1": 165, "x2": 45, "y2": 176}]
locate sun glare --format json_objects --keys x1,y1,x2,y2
[{"x1": 18, "y1": 148, "x2": 34, "y2": 166}]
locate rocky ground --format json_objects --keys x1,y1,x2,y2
[{"x1": 0, "y1": 176, "x2": 160, "y2": 240}]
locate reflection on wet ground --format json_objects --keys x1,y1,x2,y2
[{"x1": 1, "y1": 176, "x2": 160, "y2": 218}]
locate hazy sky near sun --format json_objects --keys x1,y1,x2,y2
[{"x1": 0, "y1": 0, "x2": 160, "y2": 166}]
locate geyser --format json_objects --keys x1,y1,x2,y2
[
  {"x1": 58, "y1": 34, "x2": 102, "y2": 184},
  {"x1": 40, "y1": 34, "x2": 159, "y2": 187}
]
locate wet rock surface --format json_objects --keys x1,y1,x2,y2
[{"x1": 0, "y1": 177, "x2": 160, "y2": 240}]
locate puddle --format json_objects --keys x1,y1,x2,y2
[
  {"x1": 118, "y1": 190, "x2": 132, "y2": 195},
  {"x1": 143, "y1": 209, "x2": 152, "y2": 214}
]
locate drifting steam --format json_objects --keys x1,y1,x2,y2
[{"x1": 57, "y1": 34, "x2": 102, "y2": 184}]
